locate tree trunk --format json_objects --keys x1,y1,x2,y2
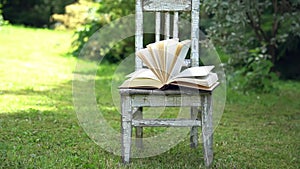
[{"x1": 268, "y1": 44, "x2": 277, "y2": 72}]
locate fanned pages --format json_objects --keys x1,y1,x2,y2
[
  {"x1": 120, "y1": 39, "x2": 219, "y2": 91},
  {"x1": 173, "y1": 66, "x2": 215, "y2": 78},
  {"x1": 169, "y1": 40, "x2": 191, "y2": 78}
]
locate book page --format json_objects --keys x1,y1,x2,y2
[
  {"x1": 126, "y1": 68, "x2": 149, "y2": 78},
  {"x1": 121, "y1": 68, "x2": 163, "y2": 89},
  {"x1": 173, "y1": 65, "x2": 215, "y2": 78},
  {"x1": 157, "y1": 41, "x2": 166, "y2": 82},
  {"x1": 119, "y1": 78, "x2": 163, "y2": 89},
  {"x1": 147, "y1": 42, "x2": 164, "y2": 82},
  {"x1": 136, "y1": 48, "x2": 163, "y2": 82},
  {"x1": 165, "y1": 39, "x2": 179, "y2": 81},
  {"x1": 146, "y1": 39, "x2": 180, "y2": 83},
  {"x1": 169, "y1": 40, "x2": 191, "y2": 78},
  {"x1": 170, "y1": 73, "x2": 218, "y2": 87},
  {"x1": 126, "y1": 68, "x2": 159, "y2": 81},
  {"x1": 170, "y1": 81, "x2": 220, "y2": 91}
]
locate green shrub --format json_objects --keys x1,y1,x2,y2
[
  {"x1": 72, "y1": 18, "x2": 137, "y2": 63},
  {"x1": 51, "y1": 0, "x2": 99, "y2": 30},
  {"x1": 229, "y1": 47, "x2": 278, "y2": 93},
  {"x1": 0, "y1": 3, "x2": 4, "y2": 27},
  {"x1": 0, "y1": 10, "x2": 2, "y2": 27},
  {"x1": 71, "y1": 16, "x2": 107, "y2": 58},
  {"x1": 72, "y1": 0, "x2": 137, "y2": 63}
]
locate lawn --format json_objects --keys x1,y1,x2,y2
[{"x1": 0, "y1": 25, "x2": 299, "y2": 168}]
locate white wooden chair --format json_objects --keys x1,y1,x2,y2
[{"x1": 119, "y1": 0, "x2": 213, "y2": 167}]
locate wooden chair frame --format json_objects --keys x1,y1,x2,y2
[{"x1": 119, "y1": 0, "x2": 213, "y2": 167}]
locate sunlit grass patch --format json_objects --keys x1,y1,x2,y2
[{"x1": 0, "y1": 25, "x2": 76, "y2": 113}]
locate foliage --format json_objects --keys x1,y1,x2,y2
[
  {"x1": 202, "y1": 0, "x2": 300, "y2": 92},
  {"x1": 0, "y1": 3, "x2": 6, "y2": 27},
  {"x1": 51, "y1": 0, "x2": 100, "y2": 30},
  {"x1": 72, "y1": 0, "x2": 136, "y2": 63},
  {"x1": 0, "y1": 25, "x2": 300, "y2": 168},
  {"x1": 0, "y1": 0, "x2": 77, "y2": 27},
  {"x1": 203, "y1": 0, "x2": 300, "y2": 64},
  {"x1": 0, "y1": 9, "x2": 2, "y2": 27},
  {"x1": 229, "y1": 47, "x2": 278, "y2": 93}
]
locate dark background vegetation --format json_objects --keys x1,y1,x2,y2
[{"x1": 0, "y1": 0, "x2": 77, "y2": 27}]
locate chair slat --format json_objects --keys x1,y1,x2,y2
[
  {"x1": 164, "y1": 12, "x2": 170, "y2": 39},
  {"x1": 190, "y1": 0, "x2": 200, "y2": 67},
  {"x1": 135, "y1": 0, "x2": 143, "y2": 70},
  {"x1": 173, "y1": 12, "x2": 179, "y2": 38},
  {"x1": 155, "y1": 12, "x2": 161, "y2": 42},
  {"x1": 143, "y1": 0, "x2": 192, "y2": 11}
]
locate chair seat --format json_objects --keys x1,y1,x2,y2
[{"x1": 120, "y1": 87, "x2": 211, "y2": 107}]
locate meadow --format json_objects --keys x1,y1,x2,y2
[{"x1": 0, "y1": 25, "x2": 299, "y2": 168}]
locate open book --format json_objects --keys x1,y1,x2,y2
[{"x1": 120, "y1": 39, "x2": 219, "y2": 91}]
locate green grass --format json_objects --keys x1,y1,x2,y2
[{"x1": 0, "y1": 25, "x2": 299, "y2": 168}]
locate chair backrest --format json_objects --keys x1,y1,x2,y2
[{"x1": 135, "y1": 0, "x2": 200, "y2": 70}]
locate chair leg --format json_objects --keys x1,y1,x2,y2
[
  {"x1": 201, "y1": 94, "x2": 213, "y2": 168},
  {"x1": 190, "y1": 106, "x2": 199, "y2": 148},
  {"x1": 121, "y1": 95, "x2": 132, "y2": 164},
  {"x1": 134, "y1": 107, "x2": 143, "y2": 149}
]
